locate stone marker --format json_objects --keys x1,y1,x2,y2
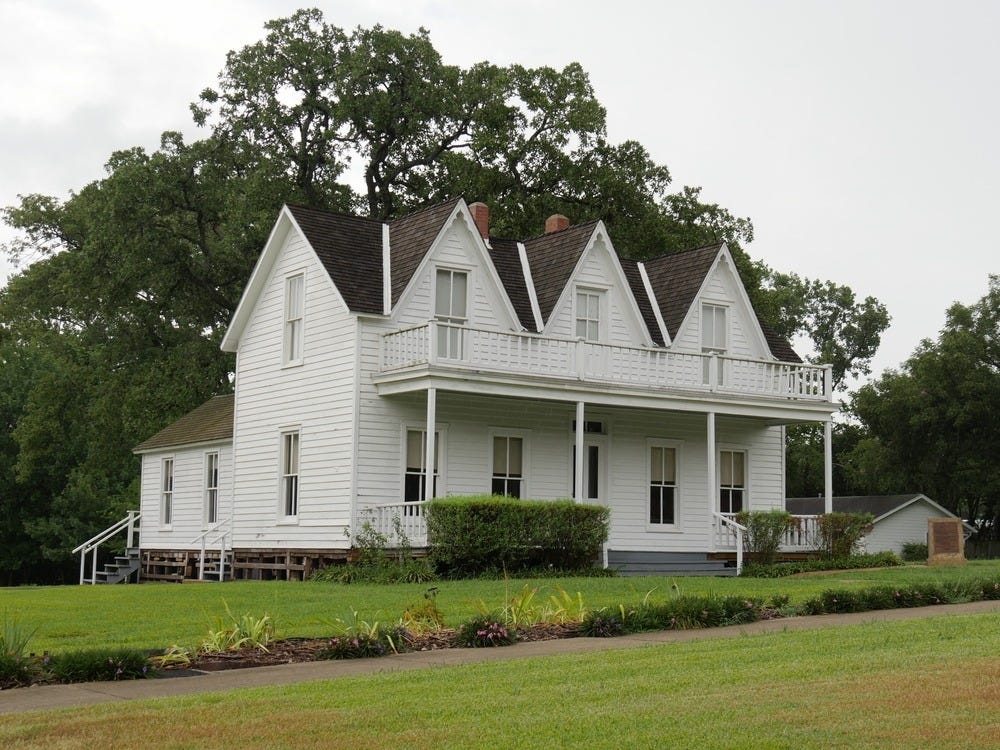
[{"x1": 927, "y1": 518, "x2": 966, "y2": 566}]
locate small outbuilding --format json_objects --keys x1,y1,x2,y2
[{"x1": 785, "y1": 494, "x2": 975, "y2": 556}]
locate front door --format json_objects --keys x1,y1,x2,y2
[{"x1": 574, "y1": 436, "x2": 608, "y2": 505}]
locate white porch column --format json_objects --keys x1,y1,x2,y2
[
  {"x1": 824, "y1": 419, "x2": 833, "y2": 514},
  {"x1": 574, "y1": 401, "x2": 585, "y2": 503},
  {"x1": 425, "y1": 387, "x2": 437, "y2": 500},
  {"x1": 706, "y1": 411, "x2": 716, "y2": 511}
]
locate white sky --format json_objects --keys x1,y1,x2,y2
[{"x1": 1, "y1": 0, "x2": 997, "y2": 383}]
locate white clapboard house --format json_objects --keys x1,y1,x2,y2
[{"x1": 127, "y1": 198, "x2": 838, "y2": 580}]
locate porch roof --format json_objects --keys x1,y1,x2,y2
[{"x1": 133, "y1": 394, "x2": 234, "y2": 453}]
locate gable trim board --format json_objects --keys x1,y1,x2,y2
[{"x1": 135, "y1": 197, "x2": 835, "y2": 578}]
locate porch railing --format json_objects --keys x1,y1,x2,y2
[
  {"x1": 72, "y1": 510, "x2": 141, "y2": 585},
  {"x1": 380, "y1": 322, "x2": 832, "y2": 402},
  {"x1": 712, "y1": 512, "x2": 746, "y2": 574},
  {"x1": 362, "y1": 501, "x2": 428, "y2": 547},
  {"x1": 713, "y1": 512, "x2": 821, "y2": 557}
]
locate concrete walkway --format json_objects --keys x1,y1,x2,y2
[{"x1": 2, "y1": 600, "x2": 997, "y2": 716}]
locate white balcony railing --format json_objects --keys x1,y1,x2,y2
[{"x1": 380, "y1": 322, "x2": 832, "y2": 402}]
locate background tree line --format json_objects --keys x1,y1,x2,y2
[{"x1": 0, "y1": 9, "x2": 901, "y2": 584}]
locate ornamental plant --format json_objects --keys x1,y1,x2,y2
[
  {"x1": 455, "y1": 614, "x2": 518, "y2": 647},
  {"x1": 734, "y1": 510, "x2": 795, "y2": 565}
]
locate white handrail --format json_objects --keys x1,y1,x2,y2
[
  {"x1": 73, "y1": 510, "x2": 141, "y2": 585},
  {"x1": 713, "y1": 511, "x2": 746, "y2": 575},
  {"x1": 189, "y1": 518, "x2": 231, "y2": 581}
]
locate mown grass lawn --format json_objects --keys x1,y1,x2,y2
[
  {"x1": 1, "y1": 611, "x2": 998, "y2": 749},
  {"x1": 1, "y1": 560, "x2": 999, "y2": 653}
]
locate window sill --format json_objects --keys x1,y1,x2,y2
[
  {"x1": 645, "y1": 523, "x2": 683, "y2": 533},
  {"x1": 276, "y1": 517, "x2": 299, "y2": 526},
  {"x1": 281, "y1": 360, "x2": 304, "y2": 370}
]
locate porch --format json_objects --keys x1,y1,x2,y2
[{"x1": 363, "y1": 502, "x2": 822, "y2": 573}]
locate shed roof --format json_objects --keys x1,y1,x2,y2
[{"x1": 133, "y1": 394, "x2": 234, "y2": 453}]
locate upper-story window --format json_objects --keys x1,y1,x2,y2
[
  {"x1": 575, "y1": 290, "x2": 601, "y2": 341},
  {"x1": 701, "y1": 303, "x2": 728, "y2": 352},
  {"x1": 435, "y1": 269, "x2": 468, "y2": 358},
  {"x1": 284, "y1": 274, "x2": 304, "y2": 365}
]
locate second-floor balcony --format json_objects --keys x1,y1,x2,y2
[{"x1": 379, "y1": 321, "x2": 832, "y2": 404}]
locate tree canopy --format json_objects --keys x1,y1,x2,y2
[{"x1": 0, "y1": 9, "x2": 889, "y2": 582}]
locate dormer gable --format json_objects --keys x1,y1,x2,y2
[
  {"x1": 533, "y1": 221, "x2": 654, "y2": 347},
  {"x1": 389, "y1": 199, "x2": 521, "y2": 331}
]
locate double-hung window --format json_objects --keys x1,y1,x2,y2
[
  {"x1": 281, "y1": 431, "x2": 300, "y2": 517},
  {"x1": 701, "y1": 303, "x2": 727, "y2": 383},
  {"x1": 205, "y1": 452, "x2": 219, "y2": 525},
  {"x1": 284, "y1": 274, "x2": 304, "y2": 365},
  {"x1": 161, "y1": 458, "x2": 174, "y2": 526},
  {"x1": 404, "y1": 429, "x2": 439, "y2": 504},
  {"x1": 491, "y1": 436, "x2": 523, "y2": 498},
  {"x1": 719, "y1": 449, "x2": 745, "y2": 514},
  {"x1": 649, "y1": 445, "x2": 678, "y2": 525},
  {"x1": 435, "y1": 269, "x2": 468, "y2": 358},
  {"x1": 575, "y1": 290, "x2": 601, "y2": 341}
]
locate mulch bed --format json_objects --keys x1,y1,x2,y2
[{"x1": 187, "y1": 622, "x2": 580, "y2": 671}]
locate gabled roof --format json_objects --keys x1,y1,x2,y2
[
  {"x1": 642, "y1": 243, "x2": 723, "y2": 339},
  {"x1": 389, "y1": 198, "x2": 463, "y2": 306},
  {"x1": 488, "y1": 239, "x2": 535, "y2": 330},
  {"x1": 785, "y1": 494, "x2": 974, "y2": 532},
  {"x1": 522, "y1": 221, "x2": 600, "y2": 322},
  {"x1": 286, "y1": 205, "x2": 383, "y2": 315},
  {"x1": 134, "y1": 394, "x2": 234, "y2": 453},
  {"x1": 619, "y1": 258, "x2": 666, "y2": 346}
]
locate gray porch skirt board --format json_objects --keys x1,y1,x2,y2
[{"x1": 606, "y1": 550, "x2": 736, "y2": 576}]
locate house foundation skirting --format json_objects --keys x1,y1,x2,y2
[{"x1": 139, "y1": 548, "x2": 351, "y2": 582}]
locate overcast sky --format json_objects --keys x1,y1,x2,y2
[{"x1": 2, "y1": 0, "x2": 997, "y2": 384}]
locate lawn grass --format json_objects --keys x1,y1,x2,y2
[
  {"x1": 1, "y1": 611, "x2": 997, "y2": 748},
  {"x1": 1, "y1": 560, "x2": 998, "y2": 654}
]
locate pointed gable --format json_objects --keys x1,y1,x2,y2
[
  {"x1": 487, "y1": 238, "x2": 535, "y2": 330},
  {"x1": 286, "y1": 205, "x2": 384, "y2": 315},
  {"x1": 389, "y1": 198, "x2": 463, "y2": 306},
  {"x1": 642, "y1": 243, "x2": 723, "y2": 340},
  {"x1": 522, "y1": 220, "x2": 600, "y2": 322}
]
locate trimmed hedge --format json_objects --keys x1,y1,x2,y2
[
  {"x1": 740, "y1": 551, "x2": 902, "y2": 577},
  {"x1": 801, "y1": 577, "x2": 1000, "y2": 615},
  {"x1": 425, "y1": 495, "x2": 609, "y2": 576}
]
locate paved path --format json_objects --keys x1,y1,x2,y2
[{"x1": 2, "y1": 600, "x2": 997, "y2": 716}]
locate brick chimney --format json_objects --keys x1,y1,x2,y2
[
  {"x1": 469, "y1": 202, "x2": 489, "y2": 240},
  {"x1": 544, "y1": 214, "x2": 570, "y2": 234}
]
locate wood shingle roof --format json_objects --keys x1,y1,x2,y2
[
  {"x1": 133, "y1": 394, "x2": 234, "y2": 452},
  {"x1": 522, "y1": 221, "x2": 600, "y2": 322}
]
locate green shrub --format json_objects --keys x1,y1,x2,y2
[
  {"x1": 801, "y1": 576, "x2": 1000, "y2": 615},
  {"x1": 425, "y1": 495, "x2": 608, "y2": 576},
  {"x1": 901, "y1": 541, "x2": 929, "y2": 562},
  {"x1": 580, "y1": 595, "x2": 765, "y2": 637},
  {"x1": 311, "y1": 519, "x2": 437, "y2": 585},
  {"x1": 578, "y1": 611, "x2": 625, "y2": 637},
  {"x1": 45, "y1": 648, "x2": 150, "y2": 683},
  {"x1": 735, "y1": 510, "x2": 794, "y2": 565},
  {"x1": 317, "y1": 624, "x2": 410, "y2": 659},
  {"x1": 0, "y1": 613, "x2": 38, "y2": 688},
  {"x1": 455, "y1": 615, "x2": 518, "y2": 647},
  {"x1": 740, "y1": 551, "x2": 901, "y2": 577},
  {"x1": 817, "y1": 512, "x2": 874, "y2": 558}
]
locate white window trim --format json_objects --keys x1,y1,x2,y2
[
  {"x1": 646, "y1": 438, "x2": 683, "y2": 532},
  {"x1": 278, "y1": 429, "x2": 301, "y2": 523},
  {"x1": 488, "y1": 428, "x2": 531, "y2": 498},
  {"x1": 701, "y1": 302, "x2": 729, "y2": 353},
  {"x1": 283, "y1": 272, "x2": 305, "y2": 367},
  {"x1": 204, "y1": 451, "x2": 220, "y2": 526},
  {"x1": 574, "y1": 286, "x2": 606, "y2": 342},
  {"x1": 401, "y1": 424, "x2": 449, "y2": 502},
  {"x1": 434, "y1": 265, "x2": 472, "y2": 324},
  {"x1": 160, "y1": 457, "x2": 174, "y2": 529},
  {"x1": 718, "y1": 443, "x2": 750, "y2": 514}
]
